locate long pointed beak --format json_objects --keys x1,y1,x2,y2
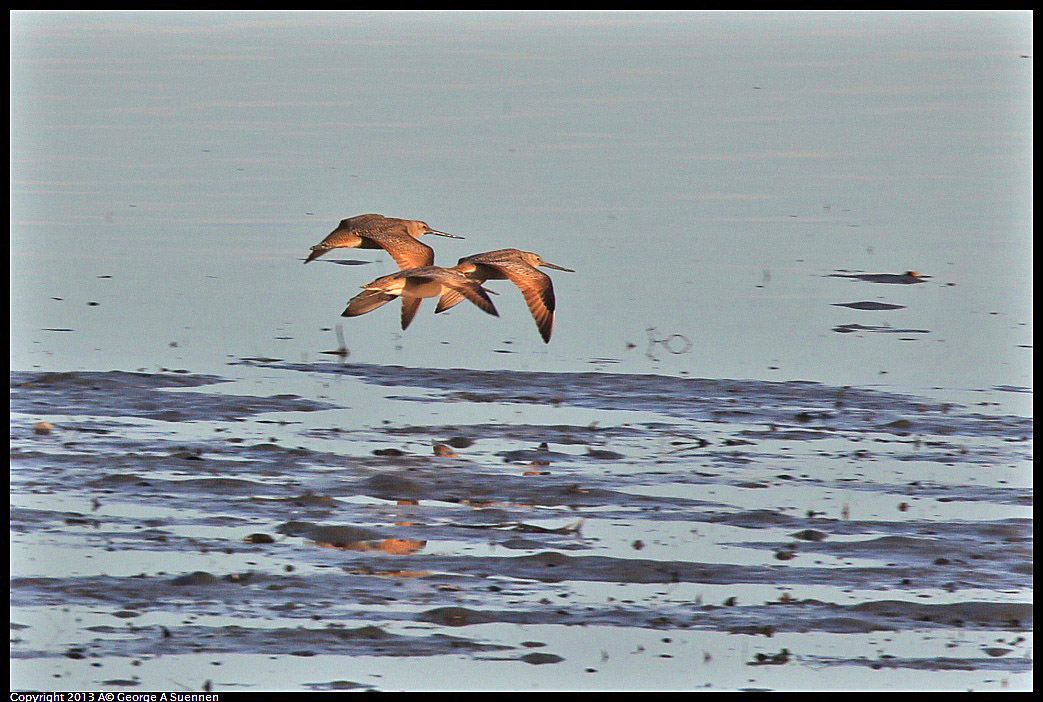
[
  {"x1": 429, "y1": 229, "x2": 464, "y2": 239},
  {"x1": 543, "y1": 261, "x2": 575, "y2": 272}
]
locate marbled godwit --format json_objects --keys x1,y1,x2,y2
[
  {"x1": 448, "y1": 249, "x2": 574, "y2": 343},
  {"x1": 304, "y1": 213, "x2": 462, "y2": 267},
  {"x1": 342, "y1": 266, "x2": 499, "y2": 331}
]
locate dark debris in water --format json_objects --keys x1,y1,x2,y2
[
  {"x1": 832, "y1": 301, "x2": 907, "y2": 311},
  {"x1": 833, "y1": 323, "x2": 931, "y2": 335},
  {"x1": 827, "y1": 271, "x2": 930, "y2": 284}
]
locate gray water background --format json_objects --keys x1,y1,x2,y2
[{"x1": 11, "y1": 11, "x2": 1032, "y2": 409}]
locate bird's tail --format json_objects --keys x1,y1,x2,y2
[
  {"x1": 342, "y1": 289, "x2": 396, "y2": 317},
  {"x1": 304, "y1": 245, "x2": 328, "y2": 264}
]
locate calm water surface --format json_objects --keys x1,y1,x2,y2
[{"x1": 10, "y1": 11, "x2": 1032, "y2": 692}]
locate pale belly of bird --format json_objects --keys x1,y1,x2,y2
[
  {"x1": 415, "y1": 278, "x2": 454, "y2": 299},
  {"x1": 373, "y1": 277, "x2": 447, "y2": 299}
]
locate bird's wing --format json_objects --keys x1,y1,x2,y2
[
  {"x1": 479, "y1": 261, "x2": 555, "y2": 342},
  {"x1": 400, "y1": 297, "x2": 423, "y2": 330},
  {"x1": 365, "y1": 231, "x2": 436, "y2": 270},
  {"x1": 430, "y1": 272, "x2": 498, "y2": 317},
  {"x1": 434, "y1": 289, "x2": 466, "y2": 313}
]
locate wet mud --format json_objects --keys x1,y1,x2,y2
[{"x1": 10, "y1": 366, "x2": 1033, "y2": 690}]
